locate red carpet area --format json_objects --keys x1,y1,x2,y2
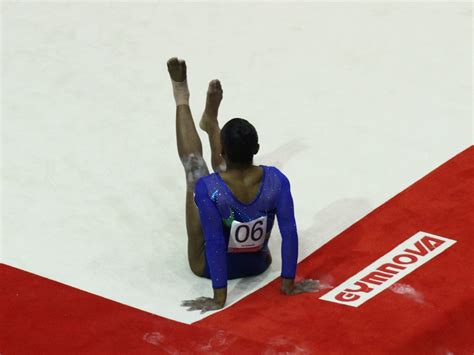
[{"x1": 2, "y1": 146, "x2": 473, "y2": 354}]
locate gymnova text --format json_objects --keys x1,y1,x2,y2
[{"x1": 319, "y1": 231, "x2": 456, "y2": 307}]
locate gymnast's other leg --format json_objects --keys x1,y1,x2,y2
[
  {"x1": 167, "y1": 57, "x2": 209, "y2": 276},
  {"x1": 199, "y1": 79, "x2": 226, "y2": 174}
]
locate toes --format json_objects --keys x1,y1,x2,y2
[
  {"x1": 179, "y1": 59, "x2": 187, "y2": 70},
  {"x1": 208, "y1": 79, "x2": 223, "y2": 93},
  {"x1": 167, "y1": 57, "x2": 186, "y2": 72},
  {"x1": 167, "y1": 57, "x2": 187, "y2": 81},
  {"x1": 167, "y1": 57, "x2": 179, "y2": 67}
]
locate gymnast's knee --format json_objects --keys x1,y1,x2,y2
[
  {"x1": 189, "y1": 262, "x2": 206, "y2": 277},
  {"x1": 180, "y1": 153, "x2": 209, "y2": 190}
]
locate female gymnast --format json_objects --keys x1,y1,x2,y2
[{"x1": 167, "y1": 57, "x2": 319, "y2": 313}]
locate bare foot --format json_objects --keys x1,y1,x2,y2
[
  {"x1": 200, "y1": 79, "x2": 223, "y2": 132},
  {"x1": 167, "y1": 57, "x2": 187, "y2": 82}
]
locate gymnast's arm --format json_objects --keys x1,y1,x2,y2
[
  {"x1": 194, "y1": 179, "x2": 228, "y2": 307},
  {"x1": 275, "y1": 172, "x2": 299, "y2": 294}
]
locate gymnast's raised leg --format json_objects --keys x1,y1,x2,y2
[{"x1": 167, "y1": 57, "x2": 225, "y2": 276}]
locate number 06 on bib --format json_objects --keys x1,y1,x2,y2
[{"x1": 228, "y1": 216, "x2": 268, "y2": 253}]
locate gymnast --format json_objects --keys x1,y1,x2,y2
[{"x1": 167, "y1": 57, "x2": 319, "y2": 313}]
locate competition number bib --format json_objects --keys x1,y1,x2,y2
[{"x1": 228, "y1": 216, "x2": 267, "y2": 253}]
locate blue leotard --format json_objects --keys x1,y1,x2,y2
[{"x1": 193, "y1": 165, "x2": 298, "y2": 289}]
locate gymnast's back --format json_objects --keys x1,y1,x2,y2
[{"x1": 194, "y1": 164, "x2": 298, "y2": 288}]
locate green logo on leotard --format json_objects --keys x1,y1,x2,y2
[
  {"x1": 211, "y1": 189, "x2": 235, "y2": 227},
  {"x1": 223, "y1": 208, "x2": 235, "y2": 227}
]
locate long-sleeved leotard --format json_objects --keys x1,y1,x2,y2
[{"x1": 193, "y1": 165, "x2": 298, "y2": 289}]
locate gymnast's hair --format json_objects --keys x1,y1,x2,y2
[{"x1": 220, "y1": 118, "x2": 259, "y2": 165}]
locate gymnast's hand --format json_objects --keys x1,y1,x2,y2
[
  {"x1": 281, "y1": 278, "x2": 321, "y2": 295},
  {"x1": 181, "y1": 296, "x2": 225, "y2": 314}
]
